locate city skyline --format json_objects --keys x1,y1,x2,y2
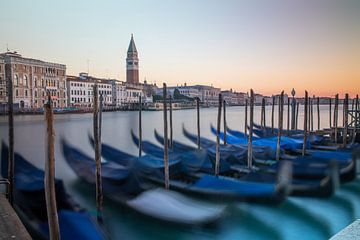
[{"x1": 1, "y1": 0, "x2": 359, "y2": 97}]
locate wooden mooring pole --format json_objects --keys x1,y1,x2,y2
[
  {"x1": 169, "y1": 95, "x2": 173, "y2": 149},
  {"x1": 215, "y1": 94, "x2": 222, "y2": 176},
  {"x1": 196, "y1": 97, "x2": 200, "y2": 149},
  {"x1": 163, "y1": 83, "x2": 169, "y2": 189},
  {"x1": 334, "y1": 94, "x2": 339, "y2": 143},
  {"x1": 302, "y1": 91, "x2": 308, "y2": 156},
  {"x1": 7, "y1": 68, "x2": 14, "y2": 206},
  {"x1": 329, "y1": 97, "x2": 332, "y2": 128},
  {"x1": 310, "y1": 96, "x2": 314, "y2": 132},
  {"x1": 352, "y1": 95, "x2": 359, "y2": 143},
  {"x1": 244, "y1": 99, "x2": 248, "y2": 137},
  {"x1": 343, "y1": 93, "x2": 349, "y2": 147},
  {"x1": 261, "y1": 98, "x2": 265, "y2": 131},
  {"x1": 276, "y1": 92, "x2": 284, "y2": 160},
  {"x1": 93, "y1": 84, "x2": 103, "y2": 223},
  {"x1": 247, "y1": 90, "x2": 254, "y2": 168},
  {"x1": 295, "y1": 102, "x2": 299, "y2": 130},
  {"x1": 317, "y1": 97, "x2": 320, "y2": 130},
  {"x1": 271, "y1": 95, "x2": 275, "y2": 133},
  {"x1": 287, "y1": 98, "x2": 290, "y2": 135},
  {"x1": 44, "y1": 95, "x2": 60, "y2": 240},
  {"x1": 223, "y1": 99, "x2": 227, "y2": 145},
  {"x1": 138, "y1": 95, "x2": 142, "y2": 157}
]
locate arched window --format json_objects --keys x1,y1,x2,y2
[
  {"x1": 35, "y1": 90, "x2": 38, "y2": 98},
  {"x1": 24, "y1": 75, "x2": 28, "y2": 87}
]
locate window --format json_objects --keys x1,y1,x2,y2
[
  {"x1": 25, "y1": 90, "x2": 28, "y2": 97},
  {"x1": 24, "y1": 75, "x2": 28, "y2": 87},
  {"x1": 14, "y1": 74, "x2": 19, "y2": 86},
  {"x1": 35, "y1": 90, "x2": 37, "y2": 98},
  {"x1": 15, "y1": 89, "x2": 18, "y2": 97},
  {"x1": 42, "y1": 79, "x2": 44, "y2": 87},
  {"x1": 34, "y1": 77, "x2": 37, "y2": 87}
]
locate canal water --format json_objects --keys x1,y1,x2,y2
[{"x1": 0, "y1": 105, "x2": 358, "y2": 240}]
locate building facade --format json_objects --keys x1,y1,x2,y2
[
  {"x1": 0, "y1": 51, "x2": 67, "y2": 109},
  {"x1": 66, "y1": 73, "x2": 113, "y2": 107},
  {"x1": 126, "y1": 34, "x2": 139, "y2": 84}
]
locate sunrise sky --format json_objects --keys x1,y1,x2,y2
[{"x1": 1, "y1": 0, "x2": 359, "y2": 97}]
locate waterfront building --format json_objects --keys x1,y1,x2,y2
[
  {"x1": 0, "y1": 58, "x2": 5, "y2": 106},
  {"x1": 221, "y1": 89, "x2": 247, "y2": 105},
  {"x1": 0, "y1": 51, "x2": 67, "y2": 109},
  {"x1": 66, "y1": 73, "x2": 113, "y2": 107}
]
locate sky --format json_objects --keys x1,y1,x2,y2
[{"x1": 0, "y1": 0, "x2": 359, "y2": 97}]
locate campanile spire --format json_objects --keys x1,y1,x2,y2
[{"x1": 126, "y1": 34, "x2": 139, "y2": 84}]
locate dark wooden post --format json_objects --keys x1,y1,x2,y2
[
  {"x1": 7, "y1": 66, "x2": 14, "y2": 206},
  {"x1": 310, "y1": 96, "x2": 314, "y2": 132},
  {"x1": 260, "y1": 98, "x2": 265, "y2": 130},
  {"x1": 317, "y1": 97, "x2": 320, "y2": 130},
  {"x1": 271, "y1": 95, "x2": 275, "y2": 133},
  {"x1": 93, "y1": 84, "x2": 103, "y2": 223},
  {"x1": 244, "y1": 99, "x2": 248, "y2": 137},
  {"x1": 295, "y1": 102, "x2": 299, "y2": 130},
  {"x1": 163, "y1": 83, "x2": 169, "y2": 189},
  {"x1": 343, "y1": 93, "x2": 349, "y2": 147},
  {"x1": 247, "y1": 90, "x2": 254, "y2": 168},
  {"x1": 291, "y1": 88, "x2": 296, "y2": 130},
  {"x1": 276, "y1": 92, "x2": 284, "y2": 160},
  {"x1": 138, "y1": 95, "x2": 142, "y2": 157},
  {"x1": 287, "y1": 98, "x2": 290, "y2": 135},
  {"x1": 223, "y1": 99, "x2": 227, "y2": 145},
  {"x1": 334, "y1": 94, "x2": 339, "y2": 143},
  {"x1": 169, "y1": 95, "x2": 173, "y2": 149},
  {"x1": 302, "y1": 91, "x2": 308, "y2": 156},
  {"x1": 352, "y1": 95, "x2": 359, "y2": 143},
  {"x1": 215, "y1": 94, "x2": 222, "y2": 176},
  {"x1": 196, "y1": 97, "x2": 200, "y2": 149},
  {"x1": 44, "y1": 95, "x2": 60, "y2": 240},
  {"x1": 329, "y1": 97, "x2": 332, "y2": 129}
]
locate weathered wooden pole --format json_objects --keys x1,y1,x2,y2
[
  {"x1": 329, "y1": 97, "x2": 332, "y2": 128},
  {"x1": 333, "y1": 94, "x2": 339, "y2": 143},
  {"x1": 169, "y1": 95, "x2": 173, "y2": 149},
  {"x1": 352, "y1": 95, "x2": 359, "y2": 143},
  {"x1": 317, "y1": 97, "x2": 320, "y2": 130},
  {"x1": 99, "y1": 93, "x2": 103, "y2": 143},
  {"x1": 334, "y1": 94, "x2": 339, "y2": 143},
  {"x1": 247, "y1": 90, "x2": 254, "y2": 168},
  {"x1": 276, "y1": 92, "x2": 284, "y2": 161},
  {"x1": 310, "y1": 96, "x2": 314, "y2": 132},
  {"x1": 302, "y1": 91, "x2": 308, "y2": 156},
  {"x1": 93, "y1": 84, "x2": 103, "y2": 223},
  {"x1": 138, "y1": 95, "x2": 142, "y2": 157},
  {"x1": 291, "y1": 88, "x2": 296, "y2": 130},
  {"x1": 343, "y1": 93, "x2": 349, "y2": 147},
  {"x1": 163, "y1": 83, "x2": 169, "y2": 189},
  {"x1": 215, "y1": 94, "x2": 222, "y2": 176},
  {"x1": 196, "y1": 97, "x2": 200, "y2": 149},
  {"x1": 223, "y1": 99, "x2": 227, "y2": 145},
  {"x1": 271, "y1": 95, "x2": 275, "y2": 133},
  {"x1": 7, "y1": 66, "x2": 14, "y2": 206},
  {"x1": 244, "y1": 99, "x2": 248, "y2": 137},
  {"x1": 260, "y1": 98, "x2": 265, "y2": 130},
  {"x1": 295, "y1": 102, "x2": 299, "y2": 130},
  {"x1": 44, "y1": 95, "x2": 60, "y2": 240},
  {"x1": 287, "y1": 98, "x2": 290, "y2": 135}
]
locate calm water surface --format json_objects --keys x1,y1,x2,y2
[{"x1": 1, "y1": 105, "x2": 358, "y2": 240}]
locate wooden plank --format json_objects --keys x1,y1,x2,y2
[{"x1": 0, "y1": 195, "x2": 31, "y2": 239}]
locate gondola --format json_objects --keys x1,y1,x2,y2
[
  {"x1": 134, "y1": 131, "x2": 337, "y2": 198},
  {"x1": 0, "y1": 142, "x2": 107, "y2": 240},
  {"x1": 86, "y1": 136, "x2": 291, "y2": 204},
  {"x1": 183, "y1": 126, "x2": 358, "y2": 183},
  {"x1": 61, "y1": 139, "x2": 227, "y2": 225}
]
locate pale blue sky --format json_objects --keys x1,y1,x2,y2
[{"x1": 1, "y1": 0, "x2": 359, "y2": 96}]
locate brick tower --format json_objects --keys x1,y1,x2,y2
[{"x1": 126, "y1": 34, "x2": 139, "y2": 84}]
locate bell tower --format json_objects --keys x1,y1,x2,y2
[{"x1": 126, "y1": 34, "x2": 139, "y2": 84}]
